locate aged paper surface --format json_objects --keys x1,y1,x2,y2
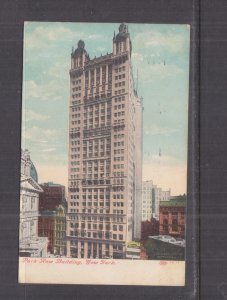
[
  {"x1": 19, "y1": 22, "x2": 189, "y2": 285},
  {"x1": 19, "y1": 258, "x2": 185, "y2": 286}
]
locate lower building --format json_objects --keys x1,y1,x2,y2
[
  {"x1": 145, "y1": 235, "x2": 185, "y2": 260},
  {"x1": 141, "y1": 217, "x2": 159, "y2": 241},
  {"x1": 126, "y1": 241, "x2": 141, "y2": 259},
  {"x1": 38, "y1": 211, "x2": 55, "y2": 254},
  {"x1": 53, "y1": 205, "x2": 66, "y2": 256},
  {"x1": 159, "y1": 195, "x2": 186, "y2": 239}
]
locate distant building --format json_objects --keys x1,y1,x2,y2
[
  {"x1": 39, "y1": 182, "x2": 65, "y2": 211},
  {"x1": 159, "y1": 195, "x2": 186, "y2": 239},
  {"x1": 141, "y1": 217, "x2": 159, "y2": 241},
  {"x1": 142, "y1": 180, "x2": 171, "y2": 221},
  {"x1": 19, "y1": 149, "x2": 48, "y2": 257},
  {"x1": 38, "y1": 182, "x2": 66, "y2": 255}
]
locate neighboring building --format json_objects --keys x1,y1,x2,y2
[
  {"x1": 19, "y1": 149, "x2": 48, "y2": 257},
  {"x1": 67, "y1": 23, "x2": 143, "y2": 259},
  {"x1": 38, "y1": 211, "x2": 55, "y2": 253},
  {"x1": 38, "y1": 182, "x2": 67, "y2": 255},
  {"x1": 141, "y1": 217, "x2": 159, "y2": 241},
  {"x1": 39, "y1": 182, "x2": 65, "y2": 211},
  {"x1": 53, "y1": 204, "x2": 67, "y2": 256},
  {"x1": 142, "y1": 180, "x2": 171, "y2": 221},
  {"x1": 126, "y1": 241, "x2": 141, "y2": 260},
  {"x1": 159, "y1": 195, "x2": 186, "y2": 239}
]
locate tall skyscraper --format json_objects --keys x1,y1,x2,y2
[{"x1": 66, "y1": 24, "x2": 142, "y2": 259}]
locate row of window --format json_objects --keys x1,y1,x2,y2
[
  {"x1": 72, "y1": 86, "x2": 81, "y2": 92},
  {"x1": 115, "y1": 81, "x2": 125, "y2": 88},
  {"x1": 71, "y1": 154, "x2": 80, "y2": 159},
  {"x1": 115, "y1": 66, "x2": 126, "y2": 73},
  {"x1": 114, "y1": 89, "x2": 125, "y2": 95},
  {"x1": 113, "y1": 164, "x2": 124, "y2": 169},
  {"x1": 72, "y1": 100, "x2": 81, "y2": 105},
  {"x1": 71, "y1": 106, "x2": 81, "y2": 112},
  {"x1": 72, "y1": 93, "x2": 81, "y2": 100},
  {"x1": 68, "y1": 214, "x2": 124, "y2": 223},
  {"x1": 71, "y1": 113, "x2": 80, "y2": 118},
  {"x1": 114, "y1": 156, "x2": 124, "y2": 162},
  {"x1": 114, "y1": 111, "x2": 125, "y2": 117},
  {"x1": 114, "y1": 104, "x2": 125, "y2": 110},
  {"x1": 115, "y1": 74, "x2": 125, "y2": 80},
  {"x1": 72, "y1": 79, "x2": 81, "y2": 85},
  {"x1": 114, "y1": 141, "x2": 124, "y2": 147},
  {"x1": 70, "y1": 201, "x2": 110, "y2": 207},
  {"x1": 70, "y1": 223, "x2": 124, "y2": 232}
]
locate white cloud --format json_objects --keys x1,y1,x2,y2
[
  {"x1": 144, "y1": 124, "x2": 178, "y2": 136},
  {"x1": 23, "y1": 79, "x2": 67, "y2": 101},
  {"x1": 24, "y1": 25, "x2": 104, "y2": 50},
  {"x1": 131, "y1": 52, "x2": 143, "y2": 61},
  {"x1": 40, "y1": 148, "x2": 56, "y2": 152},
  {"x1": 87, "y1": 34, "x2": 103, "y2": 40},
  {"x1": 24, "y1": 25, "x2": 75, "y2": 49},
  {"x1": 132, "y1": 62, "x2": 183, "y2": 84},
  {"x1": 23, "y1": 126, "x2": 64, "y2": 143},
  {"x1": 93, "y1": 46, "x2": 107, "y2": 54},
  {"x1": 134, "y1": 30, "x2": 185, "y2": 53},
  {"x1": 24, "y1": 109, "x2": 49, "y2": 122},
  {"x1": 48, "y1": 61, "x2": 69, "y2": 79}
]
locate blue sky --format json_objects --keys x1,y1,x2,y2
[{"x1": 22, "y1": 22, "x2": 190, "y2": 195}]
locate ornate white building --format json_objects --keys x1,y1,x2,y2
[{"x1": 19, "y1": 149, "x2": 48, "y2": 257}]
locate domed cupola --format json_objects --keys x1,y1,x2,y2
[
  {"x1": 115, "y1": 23, "x2": 130, "y2": 41},
  {"x1": 71, "y1": 40, "x2": 89, "y2": 69},
  {"x1": 113, "y1": 23, "x2": 132, "y2": 57}
]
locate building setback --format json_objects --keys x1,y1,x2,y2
[{"x1": 66, "y1": 23, "x2": 143, "y2": 259}]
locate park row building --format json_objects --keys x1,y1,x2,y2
[{"x1": 66, "y1": 23, "x2": 143, "y2": 259}]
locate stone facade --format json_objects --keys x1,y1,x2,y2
[
  {"x1": 19, "y1": 149, "x2": 48, "y2": 257},
  {"x1": 67, "y1": 23, "x2": 142, "y2": 259}
]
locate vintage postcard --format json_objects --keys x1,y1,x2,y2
[{"x1": 19, "y1": 22, "x2": 190, "y2": 285}]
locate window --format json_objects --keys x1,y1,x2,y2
[
  {"x1": 119, "y1": 234, "x2": 123, "y2": 240},
  {"x1": 172, "y1": 219, "x2": 178, "y2": 232}
]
